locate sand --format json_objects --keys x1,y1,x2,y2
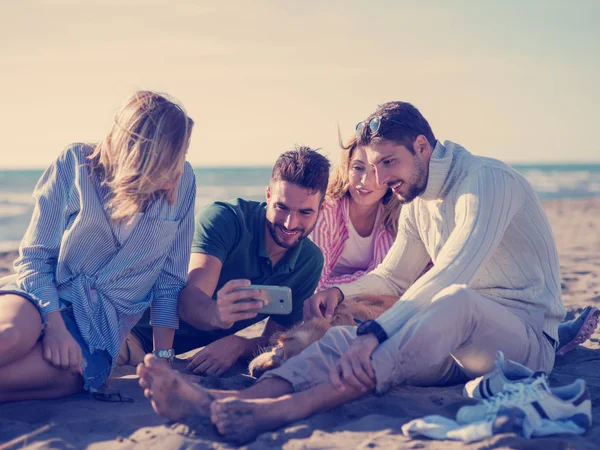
[{"x1": 1, "y1": 197, "x2": 600, "y2": 450}]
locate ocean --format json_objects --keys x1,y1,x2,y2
[{"x1": 1, "y1": 164, "x2": 599, "y2": 252}]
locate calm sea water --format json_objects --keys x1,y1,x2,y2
[{"x1": 1, "y1": 164, "x2": 599, "y2": 251}]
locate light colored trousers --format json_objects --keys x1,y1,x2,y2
[{"x1": 262, "y1": 285, "x2": 556, "y2": 393}]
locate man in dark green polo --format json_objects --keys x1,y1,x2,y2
[{"x1": 119, "y1": 146, "x2": 329, "y2": 375}]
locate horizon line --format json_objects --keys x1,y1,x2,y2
[{"x1": 2, "y1": 161, "x2": 600, "y2": 171}]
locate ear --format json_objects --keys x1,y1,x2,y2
[
  {"x1": 414, "y1": 135, "x2": 431, "y2": 156},
  {"x1": 319, "y1": 197, "x2": 326, "y2": 212},
  {"x1": 266, "y1": 185, "x2": 271, "y2": 202}
]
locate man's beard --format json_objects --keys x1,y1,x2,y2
[
  {"x1": 266, "y1": 220, "x2": 313, "y2": 249},
  {"x1": 391, "y1": 157, "x2": 428, "y2": 204}
]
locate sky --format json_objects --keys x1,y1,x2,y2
[{"x1": 1, "y1": 0, "x2": 599, "y2": 169}]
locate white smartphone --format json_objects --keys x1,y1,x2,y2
[{"x1": 232, "y1": 285, "x2": 293, "y2": 315}]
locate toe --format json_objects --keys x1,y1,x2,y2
[
  {"x1": 139, "y1": 377, "x2": 150, "y2": 389},
  {"x1": 144, "y1": 388, "x2": 153, "y2": 399}
]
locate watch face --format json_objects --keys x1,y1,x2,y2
[{"x1": 357, "y1": 320, "x2": 373, "y2": 335}]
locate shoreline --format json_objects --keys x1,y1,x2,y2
[{"x1": 1, "y1": 196, "x2": 598, "y2": 272}]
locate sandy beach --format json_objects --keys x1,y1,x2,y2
[{"x1": 1, "y1": 197, "x2": 599, "y2": 450}]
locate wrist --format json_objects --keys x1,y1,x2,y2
[
  {"x1": 208, "y1": 303, "x2": 224, "y2": 329},
  {"x1": 356, "y1": 319, "x2": 388, "y2": 344},
  {"x1": 333, "y1": 287, "x2": 345, "y2": 304},
  {"x1": 45, "y1": 311, "x2": 67, "y2": 330},
  {"x1": 152, "y1": 348, "x2": 175, "y2": 363}
]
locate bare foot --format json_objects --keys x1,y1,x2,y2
[
  {"x1": 210, "y1": 397, "x2": 290, "y2": 444},
  {"x1": 137, "y1": 354, "x2": 214, "y2": 421}
]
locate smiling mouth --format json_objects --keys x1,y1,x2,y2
[
  {"x1": 278, "y1": 226, "x2": 300, "y2": 238},
  {"x1": 356, "y1": 188, "x2": 372, "y2": 195},
  {"x1": 389, "y1": 181, "x2": 403, "y2": 194}
]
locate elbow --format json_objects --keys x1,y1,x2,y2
[{"x1": 177, "y1": 298, "x2": 190, "y2": 322}]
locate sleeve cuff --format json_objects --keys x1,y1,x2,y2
[
  {"x1": 337, "y1": 282, "x2": 365, "y2": 299},
  {"x1": 29, "y1": 286, "x2": 61, "y2": 318},
  {"x1": 150, "y1": 296, "x2": 180, "y2": 329}
]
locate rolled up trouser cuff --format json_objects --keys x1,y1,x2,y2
[
  {"x1": 258, "y1": 365, "x2": 318, "y2": 392},
  {"x1": 259, "y1": 325, "x2": 358, "y2": 392},
  {"x1": 370, "y1": 340, "x2": 408, "y2": 394}
]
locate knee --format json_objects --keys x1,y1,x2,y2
[
  {"x1": 0, "y1": 324, "x2": 24, "y2": 354},
  {"x1": 430, "y1": 285, "x2": 479, "y2": 317}
]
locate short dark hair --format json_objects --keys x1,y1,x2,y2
[
  {"x1": 357, "y1": 101, "x2": 436, "y2": 153},
  {"x1": 271, "y1": 145, "x2": 330, "y2": 200}
]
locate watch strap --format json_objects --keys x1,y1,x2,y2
[{"x1": 357, "y1": 320, "x2": 388, "y2": 344}]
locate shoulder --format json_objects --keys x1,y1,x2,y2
[
  {"x1": 460, "y1": 157, "x2": 522, "y2": 194},
  {"x1": 39, "y1": 143, "x2": 94, "y2": 190},
  {"x1": 180, "y1": 161, "x2": 195, "y2": 187},
  {"x1": 447, "y1": 150, "x2": 527, "y2": 210},
  {"x1": 316, "y1": 196, "x2": 346, "y2": 229},
  {"x1": 55, "y1": 142, "x2": 94, "y2": 172},
  {"x1": 195, "y1": 198, "x2": 263, "y2": 227},
  {"x1": 323, "y1": 196, "x2": 345, "y2": 215}
]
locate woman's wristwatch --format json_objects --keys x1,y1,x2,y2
[{"x1": 153, "y1": 348, "x2": 175, "y2": 363}]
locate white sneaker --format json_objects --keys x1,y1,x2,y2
[
  {"x1": 457, "y1": 375, "x2": 592, "y2": 431},
  {"x1": 463, "y1": 351, "x2": 539, "y2": 400}
]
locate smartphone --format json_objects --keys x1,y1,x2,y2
[{"x1": 232, "y1": 285, "x2": 293, "y2": 315}]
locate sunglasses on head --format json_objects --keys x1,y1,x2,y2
[{"x1": 355, "y1": 115, "x2": 419, "y2": 138}]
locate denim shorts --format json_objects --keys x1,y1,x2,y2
[{"x1": 0, "y1": 281, "x2": 112, "y2": 392}]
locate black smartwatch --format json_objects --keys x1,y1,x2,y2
[{"x1": 356, "y1": 319, "x2": 388, "y2": 344}]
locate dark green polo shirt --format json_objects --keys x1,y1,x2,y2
[{"x1": 133, "y1": 198, "x2": 324, "y2": 353}]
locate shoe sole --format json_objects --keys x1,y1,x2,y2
[{"x1": 556, "y1": 306, "x2": 599, "y2": 356}]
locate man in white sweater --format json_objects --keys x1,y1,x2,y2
[{"x1": 137, "y1": 102, "x2": 566, "y2": 443}]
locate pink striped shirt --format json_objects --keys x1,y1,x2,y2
[{"x1": 311, "y1": 196, "x2": 395, "y2": 292}]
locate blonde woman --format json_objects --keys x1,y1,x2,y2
[
  {"x1": 311, "y1": 136, "x2": 402, "y2": 294},
  {"x1": 0, "y1": 91, "x2": 195, "y2": 402}
]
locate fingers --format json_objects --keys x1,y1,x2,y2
[
  {"x1": 329, "y1": 362, "x2": 346, "y2": 392},
  {"x1": 228, "y1": 299, "x2": 264, "y2": 313},
  {"x1": 324, "y1": 297, "x2": 337, "y2": 320},
  {"x1": 219, "y1": 278, "x2": 252, "y2": 294},
  {"x1": 360, "y1": 351, "x2": 375, "y2": 380},
  {"x1": 68, "y1": 345, "x2": 81, "y2": 374},
  {"x1": 188, "y1": 355, "x2": 226, "y2": 375},
  {"x1": 187, "y1": 349, "x2": 218, "y2": 374},
  {"x1": 304, "y1": 296, "x2": 324, "y2": 320},
  {"x1": 330, "y1": 350, "x2": 376, "y2": 393},
  {"x1": 348, "y1": 354, "x2": 374, "y2": 391},
  {"x1": 222, "y1": 289, "x2": 263, "y2": 305},
  {"x1": 43, "y1": 344, "x2": 53, "y2": 365},
  {"x1": 213, "y1": 365, "x2": 228, "y2": 377}
]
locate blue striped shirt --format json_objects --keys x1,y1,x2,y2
[{"x1": 14, "y1": 143, "x2": 195, "y2": 363}]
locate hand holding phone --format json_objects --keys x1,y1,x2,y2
[
  {"x1": 214, "y1": 279, "x2": 265, "y2": 329},
  {"x1": 232, "y1": 285, "x2": 293, "y2": 315}
]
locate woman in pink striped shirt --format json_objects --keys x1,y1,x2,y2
[{"x1": 311, "y1": 136, "x2": 402, "y2": 292}]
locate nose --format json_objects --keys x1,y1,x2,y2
[
  {"x1": 284, "y1": 213, "x2": 298, "y2": 231},
  {"x1": 362, "y1": 166, "x2": 379, "y2": 188},
  {"x1": 374, "y1": 166, "x2": 389, "y2": 187}
]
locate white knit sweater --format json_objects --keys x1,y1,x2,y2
[{"x1": 339, "y1": 141, "x2": 566, "y2": 343}]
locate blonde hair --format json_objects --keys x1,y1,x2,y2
[
  {"x1": 327, "y1": 134, "x2": 402, "y2": 238},
  {"x1": 89, "y1": 91, "x2": 194, "y2": 223}
]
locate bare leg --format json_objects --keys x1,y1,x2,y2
[
  {"x1": 0, "y1": 294, "x2": 43, "y2": 367},
  {"x1": 137, "y1": 355, "x2": 296, "y2": 421},
  {"x1": 0, "y1": 342, "x2": 83, "y2": 402},
  {"x1": 210, "y1": 381, "x2": 365, "y2": 444}
]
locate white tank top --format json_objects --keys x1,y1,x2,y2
[{"x1": 331, "y1": 209, "x2": 379, "y2": 277}]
